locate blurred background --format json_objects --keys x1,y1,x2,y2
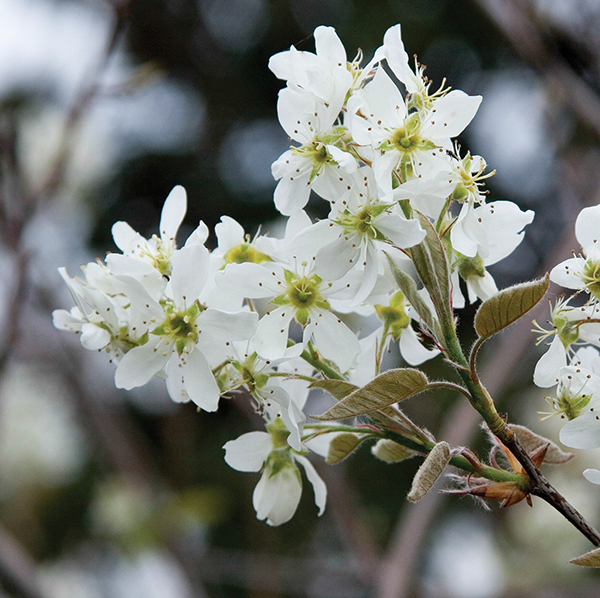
[{"x1": 1, "y1": 0, "x2": 600, "y2": 596}]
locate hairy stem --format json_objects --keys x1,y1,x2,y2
[{"x1": 442, "y1": 310, "x2": 600, "y2": 545}]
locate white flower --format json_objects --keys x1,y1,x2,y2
[
  {"x1": 225, "y1": 349, "x2": 310, "y2": 451},
  {"x1": 533, "y1": 299, "x2": 600, "y2": 388},
  {"x1": 268, "y1": 25, "x2": 354, "y2": 109},
  {"x1": 302, "y1": 167, "x2": 425, "y2": 304},
  {"x1": 223, "y1": 425, "x2": 326, "y2": 526},
  {"x1": 347, "y1": 67, "x2": 481, "y2": 201},
  {"x1": 550, "y1": 204, "x2": 600, "y2": 299},
  {"x1": 553, "y1": 367, "x2": 600, "y2": 449},
  {"x1": 272, "y1": 87, "x2": 357, "y2": 215},
  {"x1": 110, "y1": 185, "x2": 208, "y2": 278},
  {"x1": 114, "y1": 245, "x2": 258, "y2": 411},
  {"x1": 450, "y1": 201, "x2": 534, "y2": 261}
]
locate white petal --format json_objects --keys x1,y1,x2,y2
[
  {"x1": 550, "y1": 257, "x2": 587, "y2": 289},
  {"x1": 216, "y1": 262, "x2": 281, "y2": 298},
  {"x1": 478, "y1": 202, "x2": 535, "y2": 266},
  {"x1": 308, "y1": 310, "x2": 360, "y2": 371},
  {"x1": 165, "y1": 357, "x2": 190, "y2": 403},
  {"x1": 199, "y1": 308, "x2": 258, "y2": 341},
  {"x1": 560, "y1": 413, "x2": 600, "y2": 449},
  {"x1": 533, "y1": 336, "x2": 567, "y2": 388},
  {"x1": 160, "y1": 186, "x2": 187, "y2": 243},
  {"x1": 170, "y1": 244, "x2": 210, "y2": 310},
  {"x1": 376, "y1": 214, "x2": 425, "y2": 248},
  {"x1": 112, "y1": 221, "x2": 145, "y2": 254},
  {"x1": 295, "y1": 455, "x2": 327, "y2": 516},
  {"x1": 273, "y1": 170, "x2": 312, "y2": 216},
  {"x1": 253, "y1": 465, "x2": 302, "y2": 526},
  {"x1": 80, "y1": 323, "x2": 111, "y2": 350},
  {"x1": 115, "y1": 338, "x2": 170, "y2": 390},
  {"x1": 253, "y1": 308, "x2": 296, "y2": 361},
  {"x1": 399, "y1": 325, "x2": 439, "y2": 366},
  {"x1": 583, "y1": 469, "x2": 600, "y2": 485},
  {"x1": 181, "y1": 348, "x2": 221, "y2": 412},
  {"x1": 223, "y1": 432, "x2": 272, "y2": 472},
  {"x1": 423, "y1": 91, "x2": 482, "y2": 140},
  {"x1": 215, "y1": 216, "x2": 245, "y2": 251},
  {"x1": 314, "y1": 25, "x2": 346, "y2": 65},
  {"x1": 315, "y1": 235, "x2": 360, "y2": 280},
  {"x1": 576, "y1": 204, "x2": 600, "y2": 250}
]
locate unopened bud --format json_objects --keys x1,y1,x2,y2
[{"x1": 407, "y1": 441, "x2": 451, "y2": 502}]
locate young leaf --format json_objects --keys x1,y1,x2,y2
[
  {"x1": 408, "y1": 212, "x2": 453, "y2": 324},
  {"x1": 407, "y1": 441, "x2": 451, "y2": 502},
  {"x1": 384, "y1": 251, "x2": 436, "y2": 332},
  {"x1": 313, "y1": 368, "x2": 429, "y2": 421},
  {"x1": 372, "y1": 439, "x2": 415, "y2": 463},
  {"x1": 326, "y1": 433, "x2": 368, "y2": 464},
  {"x1": 508, "y1": 424, "x2": 574, "y2": 465},
  {"x1": 310, "y1": 379, "x2": 358, "y2": 400},
  {"x1": 570, "y1": 546, "x2": 600, "y2": 567},
  {"x1": 474, "y1": 275, "x2": 549, "y2": 340}
]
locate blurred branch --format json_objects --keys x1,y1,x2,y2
[
  {"x1": 39, "y1": 0, "x2": 132, "y2": 198},
  {"x1": 0, "y1": 525, "x2": 49, "y2": 598},
  {"x1": 473, "y1": 0, "x2": 600, "y2": 137}
]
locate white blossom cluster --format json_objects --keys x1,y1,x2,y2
[
  {"x1": 54, "y1": 24, "x2": 534, "y2": 525},
  {"x1": 533, "y1": 204, "x2": 600, "y2": 482}
]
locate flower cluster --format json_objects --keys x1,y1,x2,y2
[
  {"x1": 533, "y1": 205, "x2": 600, "y2": 455},
  {"x1": 54, "y1": 24, "x2": 534, "y2": 525}
]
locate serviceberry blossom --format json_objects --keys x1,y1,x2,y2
[
  {"x1": 223, "y1": 422, "x2": 326, "y2": 526},
  {"x1": 55, "y1": 22, "x2": 544, "y2": 527},
  {"x1": 550, "y1": 204, "x2": 600, "y2": 298}
]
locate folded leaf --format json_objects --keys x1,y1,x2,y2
[
  {"x1": 314, "y1": 368, "x2": 429, "y2": 421},
  {"x1": 570, "y1": 546, "x2": 600, "y2": 567},
  {"x1": 474, "y1": 275, "x2": 549, "y2": 340},
  {"x1": 310, "y1": 379, "x2": 358, "y2": 400},
  {"x1": 372, "y1": 439, "x2": 415, "y2": 463},
  {"x1": 408, "y1": 212, "x2": 453, "y2": 324},
  {"x1": 326, "y1": 433, "x2": 368, "y2": 464},
  {"x1": 384, "y1": 252, "x2": 436, "y2": 332}
]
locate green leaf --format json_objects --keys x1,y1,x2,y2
[
  {"x1": 474, "y1": 275, "x2": 550, "y2": 340},
  {"x1": 310, "y1": 379, "x2": 358, "y2": 400},
  {"x1": 570, "y1": 547, "x2": 600, "y2": 567},
  {"x1": 384, "y1": 252, "x2": 436, "y2": 332},
  {"x1": 326, "y1": 433, "x2": 368, "y2": 464},
  {"x1": 408, "y1": 212, "x2": 452, "y2": 324},
  {"x1": 313, "y1": 368, "x2": 429, "y2": 421},
  {"x1": 371, "y1": 439, "x2": 415, "y2": 463},
  {"x1": 508, "y1": 424, "x2": 574, "y2": 465}
]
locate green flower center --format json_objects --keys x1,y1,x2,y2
[
  {"x1": 392, "y1": 128, "x2": 419, "y2": 152},
  {"x1": 581, "y1": 260, "x2": 600, "y2": 299},
  {"x1": 152, "y1": 303, "x2": 200, "y2": 354},
  {"x1": 553, "y1": 315, "x2": 580, "y2": 350},
  {"x1": 224, "y1": 243, "x2": 271, "y2": 265},
  {"x1": 557, "y1": 390, "x2": 591, "y2": 420}
]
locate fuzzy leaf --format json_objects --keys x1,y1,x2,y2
[
  {"x1": 326, "y1": 433, "x2": 368, "y2": 464},
  {"x1": 408, "y1": 212, "x2": 453, "y2": 324},
  {"x1": 474, "y1": 275, "x2": 549, "y2": 340},
  {"x1": 314, "y1": 368, "x2": 429, "y2": 421},
  {"x1": 372, "y1": 439, "x2": 415, "y2": 463},
  {"x1": 570, "y1": 547, "x2": 600, "y2": 567},
  {"x1": 508, "y1": 424, "x2": 574, "y2": 465},
  {"x1": 384, "y1": 252, "x2": 436, "y2": 332},
  {"x1": 310, "y1": 379, "x2": 358, "y2": 400}
]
